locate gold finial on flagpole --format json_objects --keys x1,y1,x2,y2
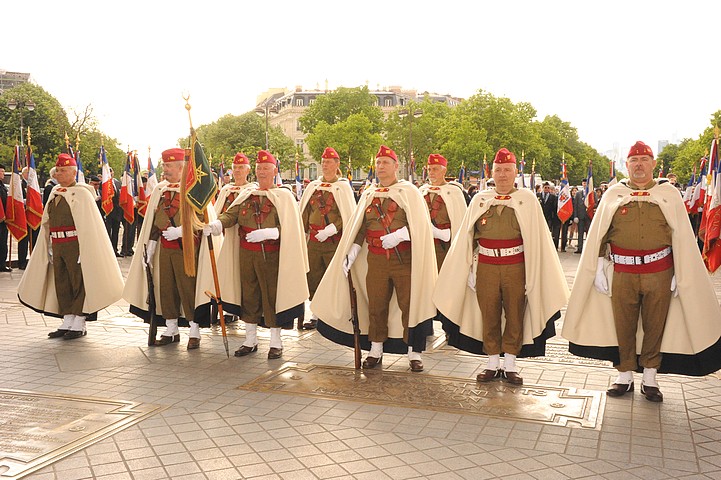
[
  {"x1": 75, "y1": 132, "x2": 80, "y2": 152},
  {"x1": 26, "y1": 127, "x2": 32, "y2": 149},
  {"x1": 64, "y1": 131, "x2": 70, "y2": 151},
  {"x1": 183, "y1": 92, "x2": 194, "y2": 131}
]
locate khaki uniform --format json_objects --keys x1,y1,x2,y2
[
  {"x1": 600, "y1": 180, "x2": 673, "y2": 371},
  {"x1": 149, "y1": 189, "x2": 200, "y2": 323},
  {"x1": 302, "y1": 185, "x2": 343, "y2": 298},
  {"x1": 218, "y1": 190, "x2": 284, "y2": 327},
  {"x1": 47, "y1": 192, "x2": 85, "y2": 315},
  {"x1": 354, "y1": 183, "x2": 413, "y2": 343},
  {"x1": 473, "y1": 189, "x2": 525, "y2": 355},
  {"x1": 424, "y1": 187, "x2": 452, "y2": 268}
]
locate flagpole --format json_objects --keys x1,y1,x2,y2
[
  {"x1": 183, "y1": 94, "x2": 229, "y2": 358},
  {"x1": 26, "y1": 127, "x2": 33, "y2": 255}
]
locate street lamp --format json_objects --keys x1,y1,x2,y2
[
  {"x1": 398, "y1": 108, "x2": 422, "y2": 180},
  {"x1": 254, "y1": 99, "x2": 278, "y2": 151},
  {"x1": 6, "y1": 98, "x2": 36, "y2": 147}
]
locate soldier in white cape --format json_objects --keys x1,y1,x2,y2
[
  {"x1": 19, "y1": 153, "x2": 124, "y2": 339},
  {"x1": 434, "y1": 148, "x2": 569, "y2": 385},
  {"x1": 311, "y1": 145, "x2": 437, "y2": 372},
  {"x1": 563, "y1": 141, "x2": 721, "y2": 402}
]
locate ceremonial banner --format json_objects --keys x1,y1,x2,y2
[
  {"x1": 25, "y1": 146, "x2": 43, "y2": 230},
  {"x1": 100, "y1": 146, "x2": 115, "y2": 216},
  {"x1": 185, "y1": 136, "x2": 217, "y2": 213},
  {"x1": 6, "y1": 146, "x2": 27, "y2": 241},
  {"x1": 119, "y1": 153, "x2": 135, "y2": 224}
]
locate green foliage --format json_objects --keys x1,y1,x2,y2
[
  {"x1": 298, "y1": 86, "x2": 383, "y2": 134},
  {"x1": 304, "y1": 114, "x2": 383, "y2": 168},
  {"x1": 661, "y1": 111, "x2": 721, "y2": 185},
  {"x1": 179, "y1": 112, "x2": 295, "y2": 172}
]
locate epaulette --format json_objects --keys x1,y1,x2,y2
[{"x1": 657, "y1": 178, "x2": 669, "y2": 185}]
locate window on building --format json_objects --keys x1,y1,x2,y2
[
  {"x1": 309, "y1": 163, "x2": 318, "y2": 180},
  {"x1": 353, "y1": 167, "x2": 362, "y2": 180},
  {"x1": 297, "y1": 120, "x2": 302, "y2": 131},
  {"x1": 384, "y1": 97, "x2": 392, "y2": 107},
  {"x1": 309, "y1": 98, "x2": 315, "y2": 105},
  {"x1": 296, "y1": 98, "x2": 304, "y2": 107}
]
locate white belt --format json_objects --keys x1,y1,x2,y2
[
  {"x1": 611, "y1": 247, "x2": 671, "y2": 265},
  {"x1": 50, "y1": 230, "x2": 78, "y2": 239},
  {"x1": 478, "y1": 244, "x2": 524, "y2": 257}
]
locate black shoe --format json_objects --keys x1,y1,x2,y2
[
  {"x1": 641, "y1": 384, "x2": 663, "y2": 402},
  {"x1": 48, "y1": 329, "x2": 69, "y2": 338},
  {"x1": 234, "y1": 344, "x2": 258, "y2": 357},
  {"x1": 607, "y1": 382, "x2": 634, "y2": 397},
  {"x1": 574, "y1": 250, "x2": 582, "y2": 255},
  {"x1": 302, "y1": 318, "x2": 318, "y2": 330},
  {"x1": 0, "y1": 266, "x2": 12, "y2": 272},
  {"x1": 63, "y1": 330, "x2": 87, "y2": 340},
  {"x1": 18, "y1": 264, "x2": 27, "y2": 270},
  {"x1": 268, "y1": 347, "x2": 283, "y2": 359},
  {"x1": 115, "y1": 252, "x2": 124, "y2": 258}
]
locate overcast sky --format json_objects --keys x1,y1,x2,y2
[{"x1": 3, "y1": 0, "x2": 719, "y2": 166}]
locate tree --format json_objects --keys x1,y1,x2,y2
[
  {"x1": 304, "y1": 114, "x2": 383, "y2": 169},
  {"x1": 384, "y1": 100, "x2": 453, "y2": 176},
  {"x1": 179, "y1": 112, "x2": 294, "y2": 172},
  {"x1": 0, "y1": 83, "x2": 71, "y2": 178},
  {"x1": 299, "y1": 86, "x2": 383, "y2": 134}
]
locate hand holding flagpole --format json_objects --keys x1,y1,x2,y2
[{"x1": 183, "y1": 94, "x2": 229, "y2": 358}]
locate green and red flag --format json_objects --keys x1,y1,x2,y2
[{"x1": 184, "y1": 129, "x2": 217, "y2": 214}]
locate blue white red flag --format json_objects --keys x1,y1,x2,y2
[
  {"x1": 6, "y1": 146, "x2": 28, "y2": 241},
  {"x1": 25, "y1": 145, "x2": 43, "y2": 230}
]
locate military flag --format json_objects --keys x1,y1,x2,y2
[
  {"x1": 458, "y1": 162, "x2": 465, "y2": 184},
  {"x1": 100, "y1": 145, "x2": 115, "y2": 216},
  {"x1": 75, "y1": 146, "x2": 85, "y2": 184},
  {"x1": 133, "y1": 152, "x2": 148, "y2": 218},
  {"x1": 295, "y1": 153, "x2": 302, "y2": 201},
  {"x1": 691, "y1": 156, "x2": 708, "y2": 214},
  {"x1": 519, "y1": 151, "x2": 526, "y2": 188},
  {"x1": 274, "y1": 157, "x2": 283, "y2": 187},
  {"x1": 703, "y1": 134, "x2": 721, "y2": 272},
  {"x1": 529, "y1": 159, "x2": 536, "y2": 192},
  {"x1": 146, "y1": 150, "x2": 158, "y2": 197},
  {"x1": 609, "y1": 159, "x2": 618, "y2": 186},
  {"x1": 683, "y1": 166, "x2": 696, "y2": 214},
  {"x1": 557, "y1": 156, "x2": 573, "y2": 223},
  {"x1": 6, "y1": 146, "x2": 28, "y2": 241},
  {"x1": 25, "y1": 143, "x2": 43, "y2": 230},
  {"x1": 365, "y1": 156, "x2": 375, "y2": 187},
  {"x1": 584, "y1": 160, "x2": 595, "y2": 219},
  {"x1": 119, "y1": 152, "x2": 135, "y2": 224}
]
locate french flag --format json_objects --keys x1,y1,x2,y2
[
  {"x1": 100, "y1": 146, "x2": 115, "y2": 216},
  {"x1": 6, "y1": 146, "x2": 28, "y2": 241},
  {"x1": 119, "y1": 152, "x2": 135, "y2": 224},
  {"x1": 25, "y1": 145, "x2": 43, "y2": 230}
]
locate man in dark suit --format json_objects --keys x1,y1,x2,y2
[
  {"x1": 538, "y1": 182, "x2": 560, "y2": 249},
  {"x1": 105, "y1": 168, "x2": 123, "y2": 257},
  {"x1": 0, "y1": 164, "x2": 10, "y2": 272},
  {"x1": 572, "y1": 180, "x2": 590, "y2": 254}
]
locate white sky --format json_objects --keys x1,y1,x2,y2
[{"x1": 3, "y1": 0, "x2": 720, "y2": 166}]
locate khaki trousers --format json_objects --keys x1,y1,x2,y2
[
  {"x1": 158, "y1": 246, "x2": 197, "y2": 322},
  {"x1": 475, "y1": 262, "x2": 526, "y2": 355},
  {"x1": 307, "y1": 240, "x2": 338, "y2": 299},
  {"x1": 366, "y1": 249, "x2": 412, "y2": 343},
  {"x1": 240, "y1": 249, "x2": 280, "y2": 326},
  {"x1": 611, "y1": 268, "x2": 673, "y2": 371},
  {"x1": 53, "y1": 241, "x2": 86, "y2": 315}
]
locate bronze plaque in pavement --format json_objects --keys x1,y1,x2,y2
[
  {"x1": 239, "y1": 364, "x2": 604, "y2": 429},
  {"x1": 0, "y1": 389, "x2": 163, "y2": 479}
]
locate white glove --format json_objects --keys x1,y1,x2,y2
[
  {"x1": 574, "y1": 217, "x2": 579, "y2": 224},
  {"x1": 162, "y1": 226, "x2": 183, "y2": 241},
  {"x1": 203, "y1": 219, "x2": 223, "y2": 237},
  {"x1": 467, "y1": 269, "x2": 476, "y2": 292},
  {"x1": 381, "y1": 226, "x2": 410, "y2": 250},
  {"x1": 146, "y1": 240, "x2": 157, "y2": 267},
  {"x1": 594, "y1": 257, "x2": 609, "y2": 294},
  {"x1": 246, "y1": 227, "x2": 279, "y2": 243},
  {"x1": 315, "y1": 223, "x2": 338, "y2": 243},
  {"x1": 432, "y1": 225, "x2": 451, "y2": 242},
  {"x1": 671, "y1": 275, "x2": 678, "y2": 297},
  {"x1": 343, "y1": 243, "x2": 362, "y2": 278}
]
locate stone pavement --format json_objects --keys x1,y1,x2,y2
[{"x1": 2, "y1": 249, "x2": 721, "y2": 480}]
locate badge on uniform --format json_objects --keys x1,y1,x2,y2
[
  {"x1": 620, "y1": 207, "x2": 628, "y2": 215},
  {"x1": 481, "y1": 218, "x2": 487, "y2": 226},
  {"x1": 366, "y1": 207, "x2": 372, "y2": 213}
]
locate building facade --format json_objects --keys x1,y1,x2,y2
[
  {"x1": 0, "y1": 71, "x2": 31, "y2": 94},
  {"x1": 257, "y1": 85, "x2": 460, "y2": 181}
]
